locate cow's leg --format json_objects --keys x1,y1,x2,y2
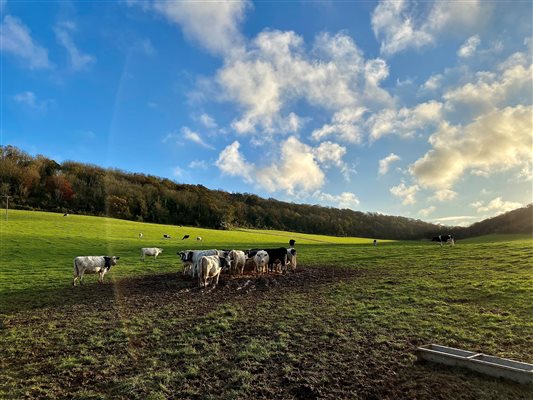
[
  {"x1": 79, "y1": 271, "x2": 85, "y2": 285},
  {"x1": 73, "y1": 275, "x2": 77, "y2": 286},
  {"x1": 215, "y1": 271, "x2": 221, "y2": 286}
]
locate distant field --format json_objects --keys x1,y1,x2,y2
[{"x1": 1, "y1": 210, "x2": 532, "y2": 399}]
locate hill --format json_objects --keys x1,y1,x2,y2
[{"x1": 1, "y1": 145, "x2": 530, "y2": 240}]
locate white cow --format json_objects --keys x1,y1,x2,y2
[
  {"x1": 198, "y1": 254, "x2": 231, "y2": 288},
  {"x1": 139, "y1": 233, "x2": 143, "y2": 239},
  {"x1": 178, "y1": 249, "x2": 220, "y2": 278},
  {"x1": 141, "y1": 247, "x2": 163, "y2": 261},
  {"x1": 228, "y1": 250, "x2": 246, "y2": 275},
  {"x1": 253, "y1": 250, "x2": 269, "y2": 274},
  {"x1": 73, "y1": 256, "x2": 120, "y2": 286},
  {"x1": 196, "y1": 236, "x2": 203, "y2": 241}
]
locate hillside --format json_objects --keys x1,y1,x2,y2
[
  {"x1": 457, "y1": 204, "x2": 533, "y2": 238},
  {"x1": 1, "y1": 145, "x2": 530, "y2": 240}
]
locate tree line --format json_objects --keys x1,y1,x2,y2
[{"x1": 1, "y1": 145, "x2": 530, "y2": 239}]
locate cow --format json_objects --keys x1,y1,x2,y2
[
  {"x1": 182, "y1": 235, "x2": 190, "y2": 240},
  {"x1": 286, "y1": 248, "x2": 297, "y2": 271},
  {"x1": 178, "y1": 249, "x2": 220, "y2": 277},
  {"x1": 198, "y1": 254, "x2": 231, "y2": 288},
  {"x1": 163, "y1": 234, "x2": 171, "y2": 239},
  {"x1": 196, "y1": 236, "x2": 203, "y2": 241},
  {"x1": 73, "y1": 256, "x2": 120, "y2": 286},
  {"x1": 141, "y1": 247, "x2": 163, "y2": 261},
  {"x1": 432, "y1": 235, "x2": 455, "y2": 246},
  {"x1": 263, "y1": 248, "x2": 288, "y2": 273},
  {"x1": 253, "y1": 250, "x2": 269, "y2": 274},
  {"x1": 228, "y1": 250, "x2": 246, "y2": 275},
  {"x1": 139, "y1": 233, "x2": 143, "y2": 239},
  {"x1": 289, "y1": 239, "x2": 296, "y2": 247}
]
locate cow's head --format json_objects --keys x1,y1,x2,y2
[
  {"x1": 104, "y1": 256, "x2": 120, "y2": 269},
  {"x1": 158, "y1": 248, "x2": 164, "y2": 253},
  {"x1": 219, "y1": 255, "x2": 232, "y2": 271}
]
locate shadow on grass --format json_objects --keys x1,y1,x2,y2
[{"x1": 1, "y1": 265, "x2": 361, "y2": 315}]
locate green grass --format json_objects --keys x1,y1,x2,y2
[{"x1": 0, "y1": 209, "x2": 532, "y2": 399}]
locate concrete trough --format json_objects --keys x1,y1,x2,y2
[{"x1": 417, "y1": 344, "x2": 533, "y2": 384}]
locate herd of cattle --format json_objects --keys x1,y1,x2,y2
[
  {"x1": 72, "y1": 235, "x2": 455, "y2": 288},
  {"x1": 72, "y1": 239, "x2": 298, "y2": 288}
]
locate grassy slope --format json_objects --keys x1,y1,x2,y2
[{"x1": 1, "y1": 210, "x2": 532, "y2": 399}]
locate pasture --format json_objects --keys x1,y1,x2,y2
[{"x1": 0, "y1": 210, "x2": 532, "y2": 399}]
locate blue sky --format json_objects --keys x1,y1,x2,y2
[{"x1": 2, "y1": 0, "x2": 532, "y2": 226}]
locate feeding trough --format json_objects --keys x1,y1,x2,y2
[{"x1": 417, "y1": 344, "x2": 533, "y2": 384}]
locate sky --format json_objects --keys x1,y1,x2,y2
[{"x1": 1, "y1": 0, "x2": 532, "y2": 227}]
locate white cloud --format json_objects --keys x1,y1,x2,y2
[
  {"x1": 311, "y1": 107, "x2": 366, "y2": 143},
  {"x1": 457, "y1": 35, "x2": 481, "y2": 58},
  {"x1": 216, "y1": 136, "x2": 339, "y2": 196},
  {"x1": 0, "y1": 15, "x2": 53, "y2": 69},
  {"x1": 390, "y1": 182, "x2": 419, "y2": 205},
  {"x1": 13, "y1": 91, "x2": 53, "y2": 111},
  {"x1": 418, "y1": 205, "x2": 436, "y2": 217},
  {"x1": 429, "y1": 189, "x2": 458, "y2": 202},
  {"x1": 152, "y1": 0, "x2": 249, "y2": 56},
  {"x1": 198, "y1": 113, "x2": 217, "y2": 129},
  {"x1": 367, "y1": 100, "x2": 443, "y2": 141},
  {"x1": 312, "y1": 191, "x2": 360, "y2": 210},
  {"x1": 378, "y1": 153, "x2": 401, "y2": 175},
  {"x1": 54, "y1": 21, "x2": 96, "y2": 71},
  {"x1": 371, "y1": 0, "x2": 486, "y2": 56},
  {"x1": 431, "y1": 215, "x2": 479, "y2": 227},
  {"x1": 188, "y1": 160, "x2": 208, "y2": 170},
  {"x1": 172, "y1": 166, "x2": 185, "y2": 178},
  {"x1": 217, "y1": 30, "x2": 392, "y2": 137},
  {"x1": 470, "y1": 197, "x2": 522, "y2": 214},
  {"x1": 443, "y1": 63, "x2": 533, "y2": 116},
  {"x1": 410, "y1": 105, "x2": 533, "y2": 189},
  {"x1": 420, "y1": 74, "x2": 443, "y2": 92},
  {"x1": 181, "y1": 127, "x2": 214, "y2": 149},
  {"x1": 215, "y1": 140, "x2": 254, "y2": 183},
  {"x1": 313, "y1": 141, "x2": 356, "y2": 181}
]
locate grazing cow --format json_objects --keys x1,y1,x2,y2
[
  {"x1": 163, "y1": 234, "x2": 171, "y2": 239},
  {"x1": 198, "y1": 254, "x2": 231, "y2": 288},
  {"x1": 253, "y1": 250, "x2": 269, "y2": 274},
  {"x1": 141, "y1": 247, "x2": 163, "y2": 261},
  {"x1": 139, "y1": 232, "x2": 143, "y2": 239},
  {"x1": 178, "y1": 249, "x2": 220, "y2": 277},
  {"x1": 373, "y1": 239, "x2": 377, "y2": 247},
  {"x1": 228, "y1": 250, "x2": 246, "y2": 275},
  {"x1": 63, "y1": 213, "x2": 69, "y2": 217},
  {"x1": 196, "y1": 236, "x2": 203, "y2": 241},
  {"x1": 286, "y1": 248, "x2": 297, "y2": 271},
  {"x1": 289, "y1": 239, "x2": 296, "y2": 247},
  {"x1": 182, "y1": 235, "x2": 190, "y2": 240},
  {"x1": 432, "y1": 235, "x2": 454, "y2": 246},
  {"x1": 73, "y1": 256, "x2": 120, "y2": 286}
]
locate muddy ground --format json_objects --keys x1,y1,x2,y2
[{"x1": 1, "y1": 266, "x2": 530, "y2": 399}]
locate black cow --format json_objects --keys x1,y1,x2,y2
[
  {"x1": 163, "y1": 234, "x2": 171, "y2": 239},
  {"x1": 182, "y1": 235, "x2": 190, "y2": 240},
  {"x1": 263, "y1": 247, "x2": 289, "y2": 273},
  {"x1": 289, "y1": 239, "x2": 296, "y2": 247},
  {"x1": 432, "y1": 234, "x2": 454, "y2": 246}
]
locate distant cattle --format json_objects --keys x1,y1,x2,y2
[
  {"x1": 289, "y1": 239, "x2": 296, "y2": 247},
  {"x1": 63, "y1": 213, "x2": 69, "y2": 217},
  {"x1": 198, "y1": 254, "x2": 231, "y2": 288},
  {"x1": 196, "y1": 236, "x2": 203, "y2": 241},
  {"x1": 432, "y1": 235, "x2": 455, "y2": 246},
  {"x1": 73, "y1": 256, "x2": 120, "y2": 286},
  {"x1": 373, "y1": 239, "x2": 377, "y2": 247},
  {"x1": 163, "y1": 234, "x2": 171, "y2": 239},
  {"x1": 182, "y1": 235, "x2": 190, "y2": 240},
  {"x1": 139, "y1": 233, "x2": 143, "y2": 239},
  {"x1": 141, "y1": 247, "x2": 163, "y2": 261}
]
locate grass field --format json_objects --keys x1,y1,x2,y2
[{"x1": 1, "y1": 210, "x2": 532, "y2": 399}]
